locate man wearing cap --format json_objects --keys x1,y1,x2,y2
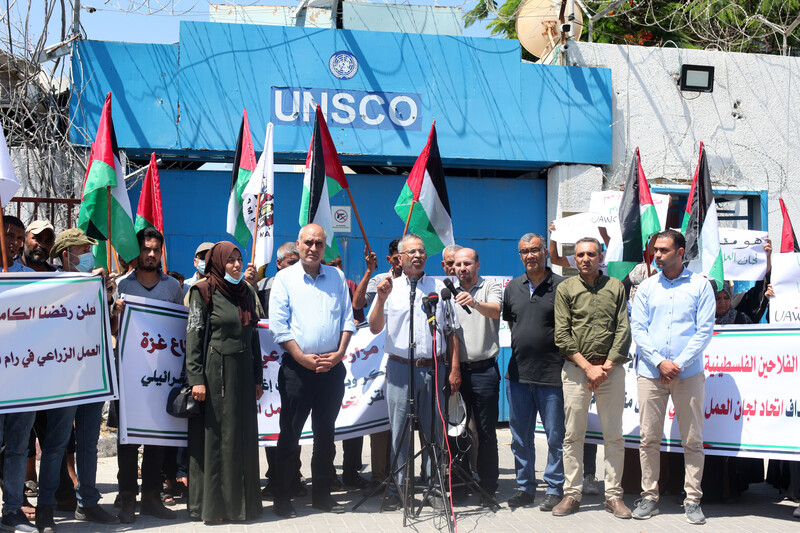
[
  {"x1": 35, "y1": 227, "x2": 120, "y2": 532},
  {"x1": 184, "y1": 242, "x2": 213, "y2": 293},
  {"x1": 21, "y1": 220, "x2": 56, "y2": 272},
  {"x1": 451, "y1": 247, "x2": 502, "y2": 506},
  {"x1": 0, "y1": 219, "x2": 37, "y2": 532}
]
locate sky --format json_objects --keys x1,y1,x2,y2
[{"x1": 33, "y1": 0, "x2": 495, "y2": 49}]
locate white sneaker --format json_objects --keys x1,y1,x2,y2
[{"x1": 582, "y1": 474, "x2": 600, "y2": 496}]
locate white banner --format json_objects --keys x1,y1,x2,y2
[
  {"x1": 719, "y1": 228, "x2": 768, "y2": 281},
  {"x1": 770, "y1": 253, "x2": 800, "y2": 324},
  {"x1": 257, "y1": 324, "x2": 389, "y2": 446},
  {"x1": 589, "y1": 190, "x2": 670, "y2": 232},
  {"x1": 582, "y1": 325, "x2": 800, "y2": 460},
  {"x1": 118, "y1": 295, "x2": 189, "y2": 447},
  {"x1": 0, "y1": 273, "x2": 117, "y2": 414}
]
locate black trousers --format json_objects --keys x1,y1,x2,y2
[
  {"x1": 458, "y1": 361, "x2": 500, "y2": 493},
  {"x1": 275, "y1": 357, "x2": 344, "y2": 500},
  {"x1": 118, "y1": 443, "x2": 165, "y2": 493}
]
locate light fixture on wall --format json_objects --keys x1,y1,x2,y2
[{"x1": 678, "y1": 64, "x2": 715, "y2": 93}]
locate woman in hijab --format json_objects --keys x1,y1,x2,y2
[{"x1": 185, "y1": 242, "x2": 263, "y2": 523}]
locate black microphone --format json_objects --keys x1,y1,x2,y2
[
  {"x1": 422, "y1": 292, "x2": 439, "y2": 331},
  {"x1": 442, "y1": 278, "x2": 472, "y2": 314},
  {"x1": 409, "y1": 275, "x2": 418, "y2": 294}
]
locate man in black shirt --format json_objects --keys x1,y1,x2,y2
[{"x1": 502, "y1": 232, "x2": 566, "y2": 511}]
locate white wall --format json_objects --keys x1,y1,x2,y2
[{"x1": 568, "y1": 42, "x2": 800, "y2": 235}]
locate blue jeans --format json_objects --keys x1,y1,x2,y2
[
  {"x1": 506, "y1": 380, "x2": 565, "y2": 495},
  {"x1": 0, "y1": 412, "x2": 36, "y2": 514},
  {"x1": 39, "y1": 402, "x2": 103, "y2": 508},
  {"x1": 386, "y1": 359, "x2": 445, "y2": 495}
]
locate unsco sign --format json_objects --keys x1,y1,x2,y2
[{"x1": 271, "y1": 87, "x2": 422, "y2": 131}]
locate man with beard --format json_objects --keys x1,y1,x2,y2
[
  {"x1": 21, "y1": 220, "x2": 56, "y2": 272},
  {"x1": 113, "y1": 227, "x2": 183, "y2": 523}
]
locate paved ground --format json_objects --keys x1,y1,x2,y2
[{"x1": 21, "y1": 427, "x2": 800, "y2": 532}]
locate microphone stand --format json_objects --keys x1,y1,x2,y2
[{"x1": 440, "y1": 291, "x2": 500, "y2": 512}]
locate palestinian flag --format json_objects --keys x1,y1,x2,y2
[
  {"x1": 134, "y1": 153, "x2": 164, "y2": 233},
  {"x1": 779, "y1": 198, "x2": 799, "y2": 253},
  {"x1": 243, "y1": 122, "x2": 275, "y2": 269},
  {"x1": 681, "y1": 142, "x2": 723, "y2": 285},
  {"x1": 607, "y1": 148, "x2": 661, "y2": 280},
  {"x1": 299, "y1": 106, "x2": 348, "y2": 262},
  {"x1": 227, "y1": 109, "x2": 256, "y2": 246},
  {"x1": 78, "y1": 92, "x2": 139, "y2": 266},
  {"x1": 394, "y1": 123, "x2": 454, "y2": 256}
]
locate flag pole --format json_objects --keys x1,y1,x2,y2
[
  {"x1": 111, "y1": 245, "x2": 121, "y2": 274},
  {"x1": 161, "y1": 243, "x2": 168, "y2": 272},
  {"x1": 345, "y1": 188, "x2": 372, "y2": 254},
  {"x1": 250, "y1": 192, "x2": 262, "y2": 264},
  {"x1": 402, "y1": 200, "x2": 416, "y2": 237},
  {"x1": 0, "y1": 195, "x2": 8, "y2": 273},
  {"x1": 106, "y1": 186, "x2": 112, "y2": 273}
]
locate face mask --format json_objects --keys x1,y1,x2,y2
[
  {"x1": 224, "y1": 272, "x2": 244, "y2": 284},
  {"x1": 75, "y1": 252, "x2": 94, "y2": 273},
  {"x1": 196, "y1": 260, "x2": 206, "y2": 276}
]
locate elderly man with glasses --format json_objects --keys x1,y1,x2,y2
[{"x1": 369, "y1": 234, "x2": 460, "y2": 510}]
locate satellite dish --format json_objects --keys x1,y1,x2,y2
[{"x1": 516, "y1": 0, "x2": 584, "y2": 59}]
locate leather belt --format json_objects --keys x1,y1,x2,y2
[
  {"x1": 388, "y1": 354, "x2": 443, "y2": 367},
  {"x1": 460, "y1": 358, "x2": 496, "y2": 372},
  {"x1": 588, "y1": 357, "x2": 607, "y2": 366}
]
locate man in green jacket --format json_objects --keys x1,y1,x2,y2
[{"x1": 551, "y1": 237, "x2": 632, "y2": 519}]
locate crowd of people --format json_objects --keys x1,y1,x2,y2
[{"x1": 0, "y1": 213, "x2": 798, "y2": 532}]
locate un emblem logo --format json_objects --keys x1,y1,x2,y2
[{"x1": 329, "y1": 51, "x2": 358, "y2": 80}]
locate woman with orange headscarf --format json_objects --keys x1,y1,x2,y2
[{"x1": 185, "y1": 241, "x2": 263, "y2": 523}]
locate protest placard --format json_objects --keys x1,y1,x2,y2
[
  {"x1": 589, "y1": 191, "x2": 670, "y2": 233},
  {"x1": 550, "y1": 213, "x2": 603, "y2": 244},
  {"x1": 257, "y1": 324, "x2": 389, "y2": 446},
  {"x1": 719, "y1": 228, "x2": 768, "y2": 281},
  {"x1": 117, "y1": 295, "x2": 189, "y2": 446},
  {"x1": 0, "y1": 273, "x2": 117, "y2": 414},
  {"x1": 770, "y1": 253, "x2": 800, "y2": 324}
]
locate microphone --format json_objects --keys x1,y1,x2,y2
[
  {"x1": 422, "y1": 292, "x2": 439, "y2": 331},
  {"x1": 409, "y1": 275, "x2": 418, "y2": 294},
  {"x1": 442, "y1": 278, "x2": 472, "y2": 314}
]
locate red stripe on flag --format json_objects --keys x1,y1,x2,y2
[{"x1": 137, "y1": 153, "x2": 164, "y2": 232}]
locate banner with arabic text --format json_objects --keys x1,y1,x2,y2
[
  {"x1": 584, "y1": 325, "x2": 800, "y2": 460},
  {"x1": 719, "y1": 228, "x2": 768, "y2": 281},
  {"x1": 257, "y1": 324, "x2": 389, "y2": 446},
  {"x1": 0, "y1": 273, "x2": 117, "y2": 414},
  {"x1": 118, "y1": 295, "x2": 188, "y2": 446}
]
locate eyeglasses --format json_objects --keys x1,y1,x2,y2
[
  {"x1": 402, "y1": 248, "x2": 427, "y2": 257},
  {"x1": 518, "y1": 247, "x2": 542, "y2": 256}
]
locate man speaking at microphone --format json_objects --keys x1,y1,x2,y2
[
  {"x1": 448, "y1": 247, "x2": 502, "y2": 506},
  {"x1": 369, "y1": 234, "x2": 460, "y2": 509}
]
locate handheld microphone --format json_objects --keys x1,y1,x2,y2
[
  {"x1": 442, "y1": 278, "x2": 472, "y2": 314},
  {"x1": 422, "y1": 292, "x2": 439, "y2": 331}
]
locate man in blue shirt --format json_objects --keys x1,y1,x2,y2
[
  {"x1": 630, "y1": 229, "x2": 715, "y2": 525},
  {"x1": 269, "y1": 223, "x2": 356, "y2": 518}
]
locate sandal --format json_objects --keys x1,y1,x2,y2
[{"x1": 24, "y1": 480, "x2": 38, "y2": 497}]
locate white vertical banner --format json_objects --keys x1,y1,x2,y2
[
  {"x1": 0, "y1": 273, "x2": 117, "y2": 414},
  {"x1": 118, "y1": 295, "x2": 189, "y2": 446}
]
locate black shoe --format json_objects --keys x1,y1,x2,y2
[
  {"x1": 452, "y1": 486, "x2": 469, "y2": 504},
  {"x1": 508, "y1": 490, "x2": 536, "y2": 509},
  {"x1": 261, "y1": 482, "x2": 274, "y2": 499},
  {"x1": 74, "y1": 505, "x2": 120, "y2": 524},
  {"x1": 342, "y1": 473, "x2": 371, "y2": 490},
  {"x1": 293, "y1": 478, "x2": 308, "y2": 497},
  {"x1": 117, "y1": 492, "x2": 136, "y2": 524},
  {"x1": 538, "y1": 493, "x2": 561, "y2": 512},
  {"x1": 273, "y1": 499, "x2": 296, "y2": 518},
  {"x1": 312, "y1": 494, "x2": 345, "y2": 514},
  {"x1": 383, "y1": 494, "x2": 402, "y2": 511},
  {"x1": 480, "y1": 492, "x2": 499, "y2": 509},
  {"x1": 330, "y1": 477, "x2": 345, "y2": 492},
  {"x1": 35, "y1": 505, "x2": 55, "y2": 533}
]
